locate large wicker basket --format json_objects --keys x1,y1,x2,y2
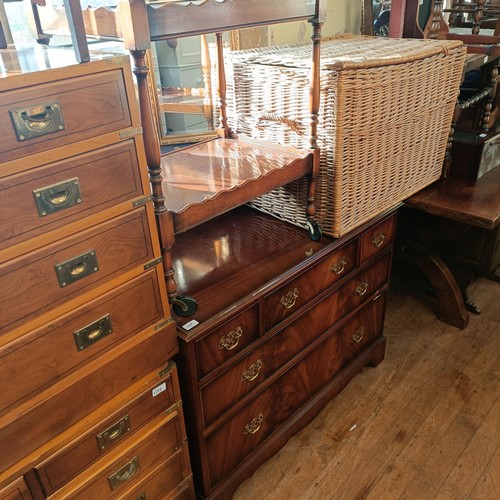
[{"x1": 225, "y1": 35, "x2": 466, "y2": 237}]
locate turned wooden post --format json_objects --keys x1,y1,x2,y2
[{"x1": 120, "y1": 0, "x2": 179, "y2": 303}]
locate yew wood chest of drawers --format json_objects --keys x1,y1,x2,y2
[
  {"x1": 0, "y1": 45, "x2": 194, "y2": 499},
  {"x1": 171, "y1": 205, "x2": 397, "y2": 499}
]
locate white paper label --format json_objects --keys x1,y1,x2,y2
[
  {"x1": 152, "y1": 382, "x2": 166, "y2": 397},
  {"x1": 182, "y1": 319, "x2": 199, "y2": 331}
]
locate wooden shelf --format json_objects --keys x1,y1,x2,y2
[{"x1": 161, "y1": 138, "x2": 313, "y2": 233}]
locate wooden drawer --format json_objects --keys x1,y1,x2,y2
[
  {"x1": 0, "y1": 476, "x2": 32, "y2": 500},
  {"x1": 360, "y1": 213, "x2": 396, "y2": 264},
  {"x1": 201, "y1": 342, "x2": 269, "y2": 427},
  {"x1": 0, "y1": 270, "x2": 165, "y2": 414},
  {"x1": 52, "y1": 411, "x2": 187, "y2": 499},
  {"x1": 0, "y1": 323, "x2": 177, "y2": 474},
  {"x1": 195, "y1": 304, "x2": 259, "y2": 379},
  {"x1": 0, "y1": 207, "x2": 155, "y2": 336},
  {"x1": 35, "y1": 363, "x2": 181, "y2": 495},
  {"x1": 114, "y1": 446, "x2": 193, "y2": 500},
  {"x1": 0, "y1": 69, "x2": 131, "y2": 165},
  {"x1": 264, "y1": 239, "x2": 357, "y2": 330},
  {"x1": 205, "y1": 295, "x2": 387, "y2": 488},
  {"x1": 0, "y1": 140, "x2": 144, "y2": 253},
  {"x1": 199, "y1": 258, "x2": 389, "y2": 428}
]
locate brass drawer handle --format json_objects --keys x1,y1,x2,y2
[
  {"x1": 108, "y1": 456, "x2": 139, "y2": 490},
  {"x1": 55, "y1": 249, "x2": 99, "y2": 288},
  {"x1": 73, "y1": 314, "x2": 113, "y2": 351},
  {"x1": 330, "y1": 256, "x2": 347, "y2": 275},
  {"x1": 371, "y1": 232, "x2": 386, "y2": 248},
  {"x1": 96, "y1": 415, "x2": 131, "y2": 451},
  {"x1": 352, "y1": 327, "x2": 365, "y2": 344},
  {"x1": 219, "y1": 326, "x2": 243, "y2": 350},
  {"x1": 244, "y1": 413, "x2": 264, "y2": 435},
  {"x1": 10, "y1": 100, "x2": 65, "y2": 141},
  {"x1": 242, "y1": 359, "x2": 263, "y2": 382},
  {"x1": 279, "y1": 287, "x2": 299, "y2": 310},
  {"x1": 355, "y1": 281, "x2": 369, "y2": 296},
  {"x1": 33, "y1": 178, "x2": 82, "y2": 217}
]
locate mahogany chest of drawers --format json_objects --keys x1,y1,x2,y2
[
  {"x1": 0, "y1": 45, "x2": 194, "y2": 499},
  {"x1": 171, "y1": 205, "x2": 397, "y2": 499}
]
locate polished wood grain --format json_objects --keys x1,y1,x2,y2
[
  {"x1": 145, "y1": 0, "x2": 327, "y2": 41},
  {"x1": 35, "y1": 363, "x2": 181, "y2": 495},
  {"x1": 0, "y1": 140, "x2": 142, "y2": 253},
  {"x1": 0, "y1": 325, "x2": 177, "y2": 476},
  {"x1": 405, "y1": 167, "x2": 500, "y2": 230},
  {"x1": 161, "y1": 139, "x2": 312, "y2": 233},
  {"x1": 0, "y1": 207, "x2": 154, "y2": 337},
  {"x1": 171, "y1": 206, "x2": 331, "y2": 328},
  {"x1": 233, "y1": 265, "x2": 500, "y2": 500},
  {"x1": 0, "y1": 68, "x2": 131, "y2": 165},
  {"x1": 0, "y1": 270, "x2": 164, "y2": 415}
]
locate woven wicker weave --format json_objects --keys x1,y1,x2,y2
[{"x1": 225, "y1": 35, "x2": 467, "y2": 237}]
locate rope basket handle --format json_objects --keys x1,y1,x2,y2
[{"x1": 255, "y1": 113, "x2": 305, "y2": 136}]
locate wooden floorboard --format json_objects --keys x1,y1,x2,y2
[{"x1": 233, "y1": 261, "x2": 500, "y2": 500}]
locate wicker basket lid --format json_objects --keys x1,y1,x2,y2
[{"x1": 228, "y1": 34, "x2": 464, "y2": 70}]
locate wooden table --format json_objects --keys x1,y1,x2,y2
[{"x1": 400, "y1": 167, "x2": 500, "y2": 329}]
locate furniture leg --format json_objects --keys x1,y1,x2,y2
[{"x1": 400, "y1": 242, "x2": 469, "y2": 329}]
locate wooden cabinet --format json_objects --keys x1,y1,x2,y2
[
  {"x1": 172, "y1": 206, "x2": 397, "y2": 499},
  {"x1": 117, "y1": 1, "x2": 396, "y2": 497},
  {"x1": 0, "y1": 45, "x2": 193, "y2": 498}
]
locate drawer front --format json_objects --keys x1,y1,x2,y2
[
  {"x1": 0, "y1": 270, "x2": 165, "y2": 414},
  {"x1": 360, "y1": 213, "x2": 396, "y2": 264},
  {"x1": 201, "y1": 263, "x2": 389, "y2": 428},
  {"x1": 332, "y1": 294, "x2": 387, "y2": 373},
  {"x1": 201, "y1": 266, "x2": 372, "y2": 428},
  {"x1": 0, "y1": 324, "x2": 177, "y2": 474},
  {"x1": 196, "y1": 305, "x2": 259, "y2": 379},
  {"x1": 0, "y1": 476, "x2": 32, "y2": 500},
  {"x1": 0, "y1": 140, "x2": 144, "y2": 252},
  {"x1": 36, "y1": 364, "x2": 181, "y2": 495},
  {"x1": 0, "y1": 207, "x2": 155, "y2": 336},
  {"x1": 63, "y1": 412, "x2": 185, "y2": 499},
  {"x1": 114, "y1": 446, "x2": 192, "y2": 500},
  {"x1": 264, "y1": 240, "x2": 357, "y2": 330},
  {"x1": 201, "y1": 344, "x2": 269, "y2": 427},
  {"x1": 0, "y1": 70, "x2": 131, "y2": 164},
  {"x1": 205, "y1": 295, "x2": 387, "y2": 488}
]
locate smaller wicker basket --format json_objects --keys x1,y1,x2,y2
[{"x1": 225, "y1": 34, "x2": 467, "y2": 237}]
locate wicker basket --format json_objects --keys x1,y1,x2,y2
[{"x1": 225, "y1": 35, "x2": 467, "y2": 237}]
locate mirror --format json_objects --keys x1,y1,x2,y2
[{"x1": 149, "y1": 34, "x2": 218, "y2": 145}]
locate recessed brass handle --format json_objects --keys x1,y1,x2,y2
[
  {"x1": 219, "y1": 326, "x2": 243, "y2": 350},
  {"x1": 96, "y1": 415, "x2": 131, "y2": 451},
  {"x1": 279, "y1": 288, "x2": 299, "y2": 309},
  {"x1": 74, "y1": 314, "x2": 113, "y2": 351},
  {"x1": 355, "y1": 281, "x2": 369, "y2": 296},
  {"x1": 55, "y1": 249, "x2": 99, "y2": 288},
  {"x1": 108, "y1": 456, "x2": 139, "y2": 490},
  {"x1": 330, "y1": 256, "x2": 347, "y2": 275},
  {"x1": 242, "y1": 359, "x2": 263, "y2": 382},
  {"x1": 371, "y1": 232, "x2": 386, "y2": 248},
  {"x1": 352, "y1": 327, "x2": 365, "y2": 344},
  {"x1": 33, "y1": 177, "x2": 82, "y2": 217},
  {"x1": 69, "y1": 262, "x2": 88, "y2": 277},
  {"x1": 244, "y1": 413, "x2": 264, "y2": 435},
  {"x1": 10, "y1": 100, "x2": 65, "y2": 141}
]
